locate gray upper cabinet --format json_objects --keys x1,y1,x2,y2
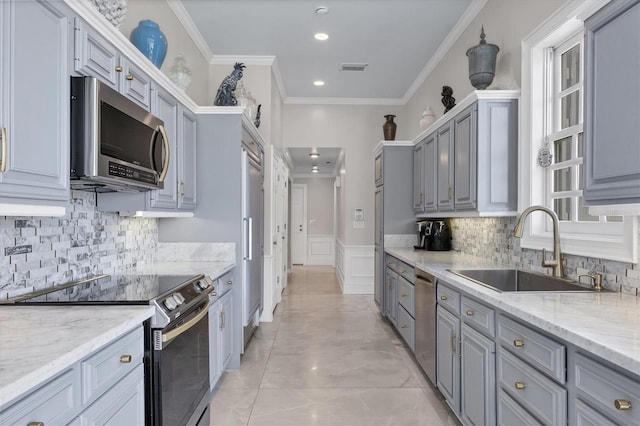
[
  {"x1": 413, "y1": 91, "x2": 519, "y2": 217},
  {"x1": 150, "y1": 84, "x2": 180, "y2": 209},
  {"x1": 74, "y1": 18, "x2": 151, "y2": 110},
  {"x1": 583, "y1": 0, "x2": 640, "y2": 206},
  {"x1": 413, "y1": 141, "x2": 425, "y2": 212},
  {"x1": 0, "y1": 0, "x2": 71, "y2": 211},
  {"x1": 177, "y1": 106, "x2": 197, "y2": 210}
]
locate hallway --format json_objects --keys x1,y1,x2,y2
[{"x1": 209, "y1": 266, "x2": 457, "y2": 425}]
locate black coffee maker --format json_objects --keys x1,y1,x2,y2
[
  {"x1": 414, "y1": 220, "x2": 431, "y2": 250},
  {"x1": 428, "y1": 219, "x2": 451, "y2": 251}
]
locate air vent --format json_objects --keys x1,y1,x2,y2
[{"x1": 340, "y1": 63, "x2": 368, "y2": 72}]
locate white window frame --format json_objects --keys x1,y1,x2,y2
[{"x1": 519, "y1": 0, "x2": 638, "y2": 263}]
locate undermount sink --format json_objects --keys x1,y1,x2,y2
[{"x1": 449, "y1": 269, "x2": 596, "y2": 292}]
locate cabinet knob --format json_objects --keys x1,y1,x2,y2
[
  {"x1": 120, "y1": 355, "x2": 132, "y2": 363},
  {"x1": 126, "y1": 74, "x2": 134, "y2": 81},
  {"x1": 400, "y1": 324, "x2": 407, "y2": 329},
  {"x1": 466, "y1": 309, "x2": 474, "y2": 316},
  {"x1": 513, "y1": 339, "x2": 525, "y2": 347},
  {"x1": 400, "y1": 292, "x2": 407, "y2": 298},
  {"x1": 226, "y1": 280, "x2": 232, "y2": 286},
  {"x1": 28, "y1": 423, "x2": 45, "y2": 426},
  {"x1": 614, "y1": 399, "x2": 632, "y2": 410},
  {"x1": 440, "y1": 295, "x2": 448, "y2": 301},
  {"x1": 115, "y1": 65, "x2": 123, "y2": 72},
  {"x1": 514, "y1": 382, "x2": 526, "y2": 390}
]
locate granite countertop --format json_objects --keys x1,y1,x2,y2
[
  {"x1": 0, "y1": 305, "x2": 155, "y2": 408},
  {"x1": 385, "y1": 247, "x2": 640, "y2": 376}
]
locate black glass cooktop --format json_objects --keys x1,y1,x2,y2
[{"x1": 11, "y1": 274, "x2": 201, "y2": 304}]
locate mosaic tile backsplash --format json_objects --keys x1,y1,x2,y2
[
  {"x1": 0, "y1": 191, "x2": 157, "y2": 299},
  {"x1": 450, "y1": 217, "x2": 640, "y2": 296}
]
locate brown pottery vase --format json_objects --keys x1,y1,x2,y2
[{"x1": 383, "y1": 115, "x2": 397, "y2": 140}]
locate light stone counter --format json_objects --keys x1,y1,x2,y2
[
  {"x1": 385, "y1": 247, "x2": 640, "y2": 376},
  {"x1": 135, "y1": 260, "x2": 235, "y2": 281},
  {"x1": 0, "y1": 305, "x2": 154, "y2": 408}
]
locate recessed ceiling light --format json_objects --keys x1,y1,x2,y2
[
  {"x1": 313, "y1": 80, "x2": 325, "y2": 86},
  {"x1": 314, "y1": 33, "x2": 329, "y2": 41},
  {"x1": 311, "y1": 169, "x2": 319, "y2": 173},
  {"x1": 315, "y1": 6, "x2": 329, "y2": 16},
  {"x1": 309, "y1": 153, "x2": 319, "y2": 159}
]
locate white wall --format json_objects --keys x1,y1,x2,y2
[
  {"x1": 292, "y1": 177, "x2": 334, "y2": 235},
  {"x1": 282, "y1": 104, "x2": 404, "y2": 246},
  {"x1": 403, "y1": 0, "x2": 566, "y2": 137},
  {"x1": 121, "y1": 0, "x2": 210, "y2": 105},
  {"x1": 270, "y1": 72, "x2": 284, "y2": 147}
]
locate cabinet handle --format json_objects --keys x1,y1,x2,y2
[
  {"x1": 450, "y1": 332, "x2": 456, "y2": 353},
  {"x1": 400, "y1": 292, "x2": 407, "y2": 297},
  {"x1": 440, "y1": 295, "x2": 448, "y2": 301},
  {"x1": 0, "y1": 127, "x2": 6, "y2": 173},
  {"x1": 513, "y1": 339, "x2": 525, "y2": 347},
  {"x1": 448, "y1": 185, "x2": 453, "y2": 200},
  {"x1": 458, "y1": 339, "x2": 462, "y2": 359},
  {"x1": 220, "y1": 310, "x2": 224, "y2": 330},
  {"x1": 180, "y1": 180, "x2": 185, "y2": 197},
  {"x1": 400, "y1": 324, "x2": 407, "y2": 329},
  {"x1": 226, "y1": 280, "x2": 232, "y2": 286},
  {"x1": 28, "y1": 423, "x2": 44, "y2": 426},
  {"x1": 614, "y1": 399, "x2": 631, "y2": 410},
  {"x1": 115, "y1": 65, "x2": 123, "y2": 72},
  {"x1": 515, "y1": 382, "x2": 526, "y2": 390},
  {"x1": 465, "y1": 309, "x2": 474, "y2": 316},
  {"x1": 120, "y1": 355, "x2": 132, "y2": 363},
  {"x1": 126, "y1": 74, "x2": 134, "y2": 81}
]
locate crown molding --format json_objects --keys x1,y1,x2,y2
[
  {"x1": 285, "y1": 97, "x2": 405, "y2": 106},
  {"x1": 210, "y1": 55, "x2": 276, "y2": 66},
  {"x1": 166, "y1": 0, "x2": 214, "y2": 61},
  {"x1": 271, "y1": 58, "x2": 287, "y2": 102},
  {"x1": 401, "y1": 0, "x2": 487, "y2": 103}
]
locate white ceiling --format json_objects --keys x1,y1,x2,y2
[
  {"x1": 178, "y1": 0, "x2": 478, "y2": 102},
  {"x1": 285, "y1": 147, "x2": 344, "y2": 177}
]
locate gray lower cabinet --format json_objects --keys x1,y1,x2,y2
[
  {"x1": 0, "y1": 327, "x2": 144, "y2": 425},
  {"x1": 219, "y1": 289, "x2": 234, "y2": 370},
  {"x1": 0, "y1": 0, "x2": 71, "y2": 210},
  {"x1": 97, "y1": 86, "x2": 197, "y2": 214},
  {"x1": 436, "y1": 304, "x2": 461, "y2": 412},
  {"x1": 74, "y1": 18, "x2": 151, "y2": 110},
  {"x1": 569, "y1": 351, "x2": 640, "y2": 426},
  {"x1": 583, "y1": 0, "x2": 640, "y2": 205},
  {"x1": 209, "y1": 297, "x2": 222, "y2": 389},
  {"x1": 384, "y1": 267, "x2": 398, "y2": 326},
  {"x1": 461, "y1": 323, "x2": 496, "y2": 426},
  {"x1": 210, "y1": 286, "x2": 235, "y2": 391}
]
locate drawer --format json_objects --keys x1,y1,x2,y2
[
  {"x1": 497, "y1": 348, "x2": 567, "y2": 426},
  {"x1": 385, "y1": 255, "x2": 398, "y2": 271},
  {"x1": 397, "y1": 275, "x2": 415, "y2": 317},
  {"x1": 396, "y1": 260, "x2": 414, "y2": 283},
  {"x1": 461, "y1": 296, "x2": 495, "y2": 337},
  {"x1": 0, "y1": 367, "x2": 80, "y2": 425},
  {"x1": 573, "y1": 352, "x2": 640, "y2": 425},
  {"x1": 396, "y1": 305, "x2": 415, "y2": 352},
  {"x1": 574, "y1": 399, "x2": 617, "y2": 426},
  {"x1": 497, "y1": 389, "x2": 542, "y2": 426},
  {"x1": 218, "y1": 270, "x2": 234, "y2": 289},
  {"x1": 437, "y1": 282, "x2": 460, "y2": 315},
  {"x1": 81, "y1": 326, "x2": 144, "y2": 405},
  {"x1": 496, "y1": 314, "x2": 565, "y2": 383}
]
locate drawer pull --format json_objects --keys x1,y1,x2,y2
[
  {"x1": 466, "y1": 309, "x2": 474, "y2": 316},
  {"x1": 400, "y1": 324, "x2": 407, "y2": 329},
  {"x1": 440, "y1": 295, "x2": 448, "y2": 301},
  {"x1": 115, "y1": 65, "x2": 123, "y2": 72},
  {"x1": 28, "y1": 423, "x2": 45, "y2": 426},
  {"x1": 126, "y1": 74, "x2": 134, "y2": 81},
  {"x1": 120, "y1": 355, "x2": 132, "y2": 363},
  {"x1": 514, "y1": 382, "x2": 526, "y2": 390},
  {"x1": 513, "y1": 339, "x2": 525, "y2": 347},
  {"x1": 400, "y1": 292, "x2": 407, "y2": 297},
  {"x1": 226, "y1": 280, "x2": 233, "y2": 285},
  {"x1": 614, "y1": 399, "x2": 632, "y2": 410}
]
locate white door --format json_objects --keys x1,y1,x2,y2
[
  {"x1": 290, "y1": 184, "x2": 307, "y2": 265},
  {"x1": 273, "y1": 164, "x2": 284, "y2": 303}
]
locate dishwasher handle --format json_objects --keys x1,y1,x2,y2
[{"x1": 415, "y1": 270, "x2": 434, "y2": 288}]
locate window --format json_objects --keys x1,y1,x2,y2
[{"x1": 520, "y1": 0, "x2": 637, "y2": 263}]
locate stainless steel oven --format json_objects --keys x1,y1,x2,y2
[{"x1": 151, "y1": 299, "x2": 210, "y2": 426}]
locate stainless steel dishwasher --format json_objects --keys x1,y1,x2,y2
[{"x1": 414, "y1": 268, "x2": 436, "y2": 385}]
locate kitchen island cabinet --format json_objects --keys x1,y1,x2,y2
[
  {"x1": 0, "y1": 0, "x2": 72, "y2": 215},
  {"x1": 0, "y1": 306, "x2": 153, "y2": 424}
]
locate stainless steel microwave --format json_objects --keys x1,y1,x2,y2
[{"x1": 70, "y1": 76, "x2": 169, "y2": 192}]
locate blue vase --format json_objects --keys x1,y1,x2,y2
[{"x1": 130, "y1": 20, "x2": 167, "y2": 68}]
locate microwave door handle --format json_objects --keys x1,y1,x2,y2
[{"x1": 156, "y1": 124, "x2": 170, "y2": 183}]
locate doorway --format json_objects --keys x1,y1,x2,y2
[{"x1": 290, "y1": 184, "x2": 307, "y2": 265}]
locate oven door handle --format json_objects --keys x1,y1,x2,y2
[{"x1": 162, "y1": 306, "x2": 207, "y2": 343}]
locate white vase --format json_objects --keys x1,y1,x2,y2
[{"x1": 419, "y1": 106, "x2": 436, "y2": 130}]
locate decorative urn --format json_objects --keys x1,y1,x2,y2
[{"x1": 466, "y1": 26, "x2": 499, "y2": 90}]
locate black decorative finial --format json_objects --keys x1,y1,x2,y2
[{"x1": 480, "y1": 25, "x2": 486, "y2": 44}]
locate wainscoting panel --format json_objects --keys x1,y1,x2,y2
[
  {"x1": 261, "y1": 255, "x2": 275, "y2": 322},
  {"x1": 335, "y1": 240, "x2": 374, "y2": 294},
  {"x1": 307, "y1": 235, "x2": 335, "y2": 266}
]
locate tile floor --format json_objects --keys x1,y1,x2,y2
[{"x1": 209, "y1": 265, "x2": 458, "y2": 426}]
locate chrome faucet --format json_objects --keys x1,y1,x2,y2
[{"x1": 512, "y1": 205, "x2": 565, "y2": 279}]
